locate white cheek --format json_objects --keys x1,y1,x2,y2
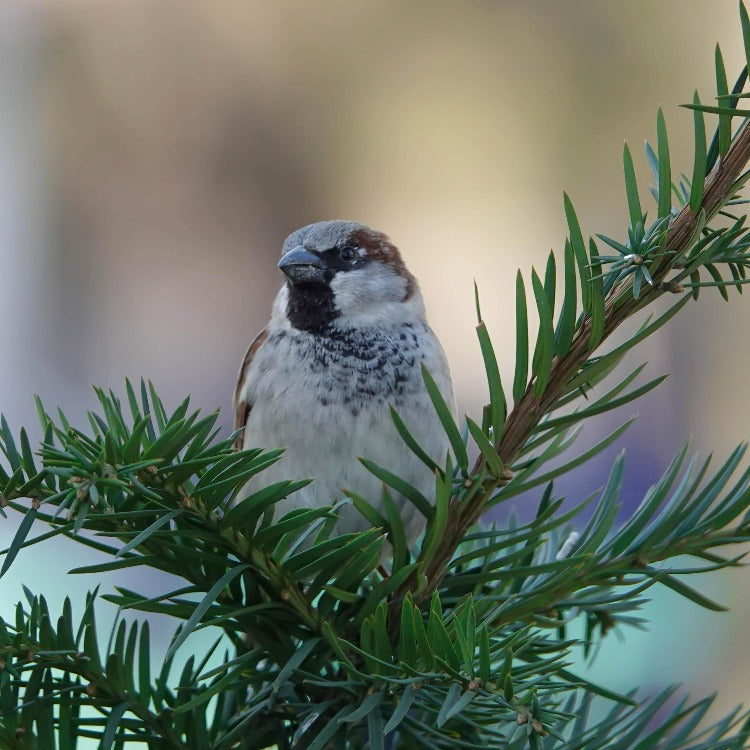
[
  {"x1": 270, "y1": 284, "x2": 292, "y2": 329},
  {"x1": 330, "y1": 265, "x2": 407, "y2": 318}
]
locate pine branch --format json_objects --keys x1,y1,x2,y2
[
  {"x1": 0, "y1": 593, "x2": 191, "y2": 749},
  {"x1": 438, "y1": 442, "x2": 750, "y2": 643},
  {"x1": 403, "y1": 119, "x2": 750, "y2": 605}
]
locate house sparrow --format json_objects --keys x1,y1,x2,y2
[{"x1": 233, "y1": 220, "x2": 455, "y2": 544}]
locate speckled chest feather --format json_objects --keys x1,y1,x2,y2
[{"x1": 286, "y1": 323, "x2": 424, "y2": 414}]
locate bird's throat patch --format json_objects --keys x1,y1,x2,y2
[{"x1": 286, "y1": 282, "x2": 340, "y2": 332}]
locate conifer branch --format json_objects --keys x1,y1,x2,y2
[{"x1": 405, "y1": 120, "x2": 750, "y2": 604}]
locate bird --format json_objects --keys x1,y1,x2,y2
[{"x1": 233, "y1": 220, "x2": 455, "y2": 545}]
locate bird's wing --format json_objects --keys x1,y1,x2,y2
[{"x1": 233, "y1": 329, "x2": 268, "y2": 451}]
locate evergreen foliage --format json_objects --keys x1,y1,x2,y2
[{"x1": 4, "y1": 5, "x2": 750, "y2": 748}]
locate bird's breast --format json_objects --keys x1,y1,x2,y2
[
  {"x1": 240, "y1": 320, "x2": 454, "y2": 536},
  {"x1": 256, "y1": 322, "x2": 433, "y2": 415},
  {"x1": 242, "y1": 320, "x2": 453, "y2": 465}
]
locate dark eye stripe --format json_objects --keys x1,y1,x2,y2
[{"x1": 319, "y1": 246, "x2": 365, "y2": 272}]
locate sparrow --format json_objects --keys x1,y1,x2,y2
[{"x1": 233, "y1": 220, "x2": 455, "y2": 544}]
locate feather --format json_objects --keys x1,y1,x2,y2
[{"x1": 233, "y1": 329, "x2": 268, "y2": 450}]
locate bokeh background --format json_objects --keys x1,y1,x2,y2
[{"x1": 1, "y1": 0, "x2": 749, "y2": 737}]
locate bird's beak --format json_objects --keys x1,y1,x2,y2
[{"x1": 278, "y1": 246, "x2": 329, "y2": 285}]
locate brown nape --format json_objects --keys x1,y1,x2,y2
[{"x1": 349, "y1": 227, "x2": 417, "y2": 301}]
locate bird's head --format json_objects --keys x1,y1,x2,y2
[{"x1": 276, "y1": 220, "x2": 421, "y2": 332}]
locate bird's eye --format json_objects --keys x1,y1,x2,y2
[{"x1": 339, "y1": 246, "x2": 357, "y2": 263}]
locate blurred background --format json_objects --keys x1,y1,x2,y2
[{"x1": 1, "y1": 0, "x2": 749, "y2": 734}]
